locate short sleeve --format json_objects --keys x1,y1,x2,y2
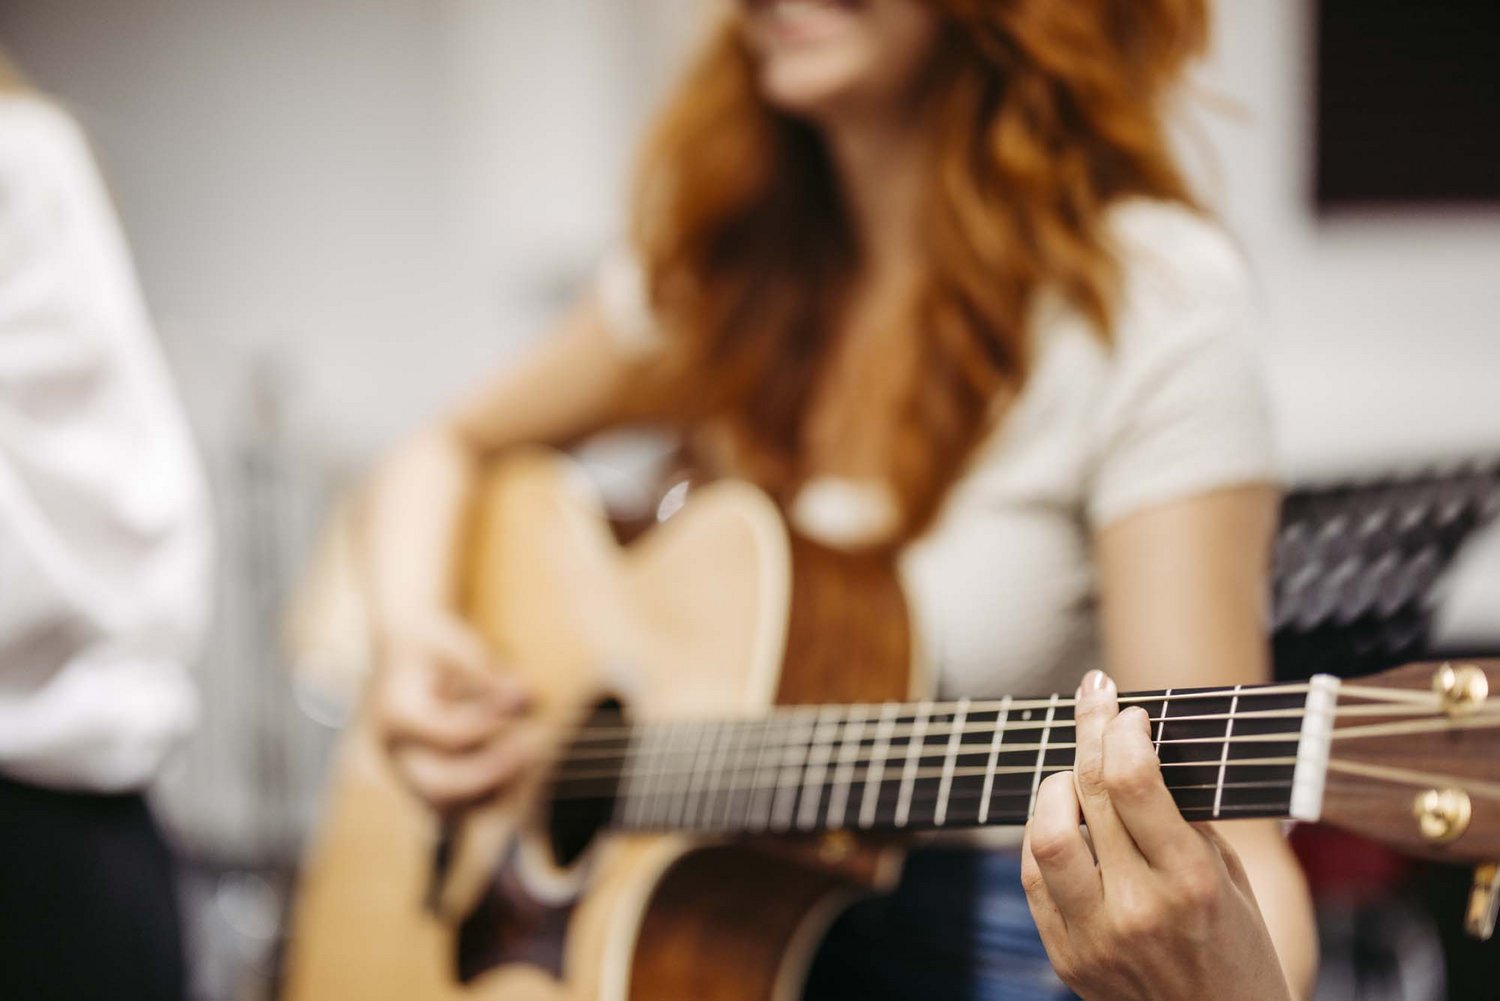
[
  {"x1": 1085, "y1": 203, "x2": 1277, "y2": 527},
  {"x1": 594, "y1": 248, "x2": 664, "y2": 357}
]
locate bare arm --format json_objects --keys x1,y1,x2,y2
[
  {"x1": 365, "y1": 294, "x2": 661, "y2": 809},
  {"x1": 1092, "y1": 484, "x2": 1318, "y2": 998},
  {"x1": 366, "y1": 294, "x2": 653, "y2": 633}
]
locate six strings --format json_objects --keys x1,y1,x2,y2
[
  {"x1": 551, "y1": 687, "x2": 1475, "y2": 787},
  {"x1": 556, "y1": 702, "x2": 1434, "y2": 775},
  {"x1": 537, "y1": 682, "x2": 1500, "y2": 835},
  {"x1": 553, "y1": 686, "x2": 1309, "y2": 830}
]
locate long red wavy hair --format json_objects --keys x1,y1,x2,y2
[{"x1": 632, "y1": 0, "x2": 1208, "y2": 539}]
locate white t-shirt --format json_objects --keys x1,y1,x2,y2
[
  {"x1": 599, "y1": 199, "x2": 1275, "y2": 701},
  {"x1": 0, "y1": 96, "x2": 212, "y2": 792}
]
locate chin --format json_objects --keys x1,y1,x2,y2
[{"x1": 739, "y1": 0, "x2": 941, "y2": 122}]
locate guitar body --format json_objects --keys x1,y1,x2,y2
[{"x1": 284, "y1": 449, "x2": 916, "y2": 1000}]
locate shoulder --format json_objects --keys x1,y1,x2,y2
[
  {"x1": 0, "y1": 95, "x2": 93, "y2": 178},
  {"x1": 1081, "y1": 200, "x2": 1275, "y2": 525},
  {"x1": 1107, "y1": 197, "x2": 1239, "y2": 257},
  {"x1": 0, "y1": 96, "x2": 100, "y2": 245},
  {"x1": 1102, "y1": 199, "x2": 1257, "y2": 347}
]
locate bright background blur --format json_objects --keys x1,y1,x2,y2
[
  {"x1": 1, "y1": 2, "x2": 1497, "y2": 998},
  {"x1": 4, "y1": 1, "x2": 1498, "y2": 471}
]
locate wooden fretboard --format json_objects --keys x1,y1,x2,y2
[{"x1": 545, "y1": 683, "x2": 1313, "y2": 836}]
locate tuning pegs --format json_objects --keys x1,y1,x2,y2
[
  {"x1": 1433, "y1": 663, "x2": 1489, "y2": 716},
  {"x1": 1467, "y1": 862, "x2": 1500, "y2": 941}
]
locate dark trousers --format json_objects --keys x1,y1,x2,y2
[{"x1": 0, "y1": 776, "x2": 186, "y2": 1001}]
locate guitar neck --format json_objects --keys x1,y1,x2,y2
[{"x1": 550, "y1": 678, "x2": 1340, "y2": 836}]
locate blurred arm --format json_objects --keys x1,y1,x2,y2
[
  {"x1": 364, "y1": 293, "x2": 658, "y2": 638},
  {"x1": 1096, "y1": 484, "x2": 1318, "y2": 998}
]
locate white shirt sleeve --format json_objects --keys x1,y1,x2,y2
[
  {"x1": 0, "y1": 97, "x2": 212, "y2": 792},
  {"x1": 1085, "y1": 203, "x2": 1277, "y2": 527}
]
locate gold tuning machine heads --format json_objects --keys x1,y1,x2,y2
[
  {"x1": 1413, "y1": 787, "x2": 1472, "y2": 845},
  {"x1": 1433, "y1": 663, "x2": 1489, "y2": 717},
  {"x1": 1467, "y1": 863, "x2": 1500, "y2": 941}
]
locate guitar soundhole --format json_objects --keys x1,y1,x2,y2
[
  {"x1": 546, "y1": 698, "x2": 627, "y2": 868},
  {"x1": 455, "y1": 698, "x2": 629, "y2": 984}
]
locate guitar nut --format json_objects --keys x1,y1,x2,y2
[{"x1": 1413, "y1": 787, "x2": 1472, "y2": 844}]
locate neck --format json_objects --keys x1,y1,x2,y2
[
  {"x1": 823, "y1": 109, "x2": 929, "y2": 280},
  {"x1": 547, "y1": 678, "x2": 1343, "y2": 837}
]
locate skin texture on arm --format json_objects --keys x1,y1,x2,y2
[
  {"x1": 1084, "y1": 483, "x2": 1319, "y2": 998},
  {"x1": 364, "y1": 295, "x2": 656, "y2": 809}
]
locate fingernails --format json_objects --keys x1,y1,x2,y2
[{"x1": 1081, "y1": 670, "x2": 1111, "y2": 694}]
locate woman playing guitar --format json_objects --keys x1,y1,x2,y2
[{"x1": 362, "y1": 1, "x2": 1317, "y2": 997}]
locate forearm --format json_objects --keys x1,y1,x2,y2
[
  {"x1": 1218, "y1": 820, "x2": 1318, "y2": 1000},
  {"x1": 363, "y1": 426, "x2": 478, "y2": 637}
]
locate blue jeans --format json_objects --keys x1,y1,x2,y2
[{"x1": 803, "y1": 847, "x2": 1078, "y2": 1001}]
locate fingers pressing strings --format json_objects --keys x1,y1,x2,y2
[
  {"x1": 1071, "y1": 670, "x2": 1150, "y2": 877},
  {"x1": 1024, "y1": 769, "x2": 1102, "y2": 919},
  {"x1": 1100, "y1": 702, "x2": 1218, "y2": 873}
]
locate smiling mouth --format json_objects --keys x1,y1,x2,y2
[{"x1": 745, "y1": 0, "x2": 865, "y2": 43}]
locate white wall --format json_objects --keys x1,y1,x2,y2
[
  {"x1": 1189, "y1": 1, "x2": 1500, "y2": 638},
  {"x1": 1195, "y1": 0, "x2": 1500, "y2": 481},
  {"x1": 5, "y1": 1, "x2": 1499, "y2": 633},
  {"x1": 0, "y1": 0, "x2": 701, "y2": 456},
  {"x1": 8, "y1": 0, "x2": 1493, "y2": 471}
]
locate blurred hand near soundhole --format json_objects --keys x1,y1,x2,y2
[{"x1": 372, "y1": 610, "x2": 538, "y2": 812}]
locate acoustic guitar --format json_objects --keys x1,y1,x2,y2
[{"x1": 284, "y1": 448, "x2": 1500, "y2": 1001}]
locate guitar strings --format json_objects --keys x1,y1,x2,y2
[
  {"x1": 1328, "y1": 712, "x2": 1500, "y2": 742},
  {"x1": 541, "y1": 712, "x2": 1500, "y2": 797},
  {"x1": 557, "y1": 684, "x2": 1324, "y2": 744},
  {"x1": 1325, "y1": 757, "x2": 1500, "y2": 801},
  {"x1": 546, "y1": 756, "x2": 1301, "y2": 799},
  {"x1": 557, "y1": 681, "x2": 1457, "y2": 746},
  {"x1": 616, "y1": 782, "x2": 1301, "y2": 832},
  {"x1": 543, "y1": 806, "x2": 1297, "y2": 838},
  {"x1": 546, "y1": 773, "x2": 1303, "y2": 835},
  {"x1": 535, "y1": 694, "x2": 1500, "y2": 834},
  {"x1": 544, "y1": 704, "x2": 1499, "y2": 780},
  {"x1": 553, "y1": 700, "x2": 1454, "y2": 766},
  {"x1": 550, "y1": 719, "x2": 1500, "y2": 829},
  {"x1": 549, "y1": 733, "x2": 1305, "y2": 783}
]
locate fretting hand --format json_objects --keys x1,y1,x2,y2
[{"x1": 1020, "y1": 670, "x2": 1294, "y2": 1001}]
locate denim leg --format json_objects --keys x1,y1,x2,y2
[{"x1": 803, "y1": 848, "x2": 1078, "y2": 1001}]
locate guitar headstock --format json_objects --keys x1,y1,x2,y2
[{"x1": 1317, "y1": 659, "x2": 1500, "y2": 938}]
